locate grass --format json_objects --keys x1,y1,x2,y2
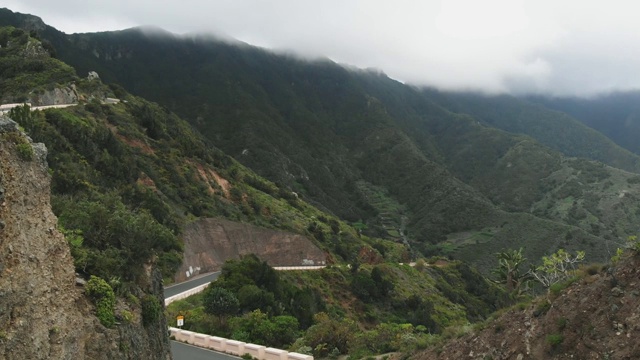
[
  {"x1": 546, "y1": 333, "x2": 564, "y2": 347},
  {"x1": 549, "y1": 276, "x2": 580, "y2": 296}
]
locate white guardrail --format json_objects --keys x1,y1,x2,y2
[
  {"x1": 169, "y1": 327, "x2": 313, "y2": 360},
  {"x1": 273, "y1": 266, "x2": 325, "y2": 271}
]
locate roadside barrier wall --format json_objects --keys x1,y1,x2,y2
[
  {"x1": 272, "y1": 266, "x2": 325, "y2": 271},
  {"x1": 169, "y1": 327, "x2": 313, "y2": 360}
]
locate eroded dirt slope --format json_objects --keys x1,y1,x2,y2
[{"x1": 177, "y1": 217, "x2": 326, "y2": 281}]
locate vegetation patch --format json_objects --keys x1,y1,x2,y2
[
  {"x1": 86, "y1": 276, "x2": 116, "y2": 328},
  {"x1": 546, "y1": 333, "x2": 564, "y2": 348},
  {"x1": 141, "y1": 295, "x2": 162, "y2": 326}
]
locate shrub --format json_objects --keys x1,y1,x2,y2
[
  {"x1": 86, "y1": 276, "x2": 116, "y2": 327},
  {"x1": 546, "y1": 333, "x2": 564, "y2": 347},
  {"x1": 2, "y1": 131, "x2": 34, "y2": 161},
  {"x1": 549, "y1": 276, "x2": 579, "y2": 296},
  {"x1": 120, "y1": 310, "x2": 135, "y2": 324},
  {"x1": 203, "y1": 286, "x2": 239, "y2": 319},
  {"x1": 557, "y1": 317, "x2": 567, "y2": 331},
  {"x1": 626, "y1": 236, "x2": 640, "y2": 252},
  {"x1": 533, "y1": 300, "x2": 551, "y2": 317},
  {"x1": 141, "y1": 295, "x2": 162, "y2": 326},
  {"x1": 16, "y1": 143, "x2": 33, "y2": 161}
]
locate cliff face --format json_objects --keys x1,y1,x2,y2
[
  {"x1": 178, "y1": 218, "x2": 326, "y2": 281},
  {"x1": 0, "y1": 116, "x2": 171, "y2": 359}
]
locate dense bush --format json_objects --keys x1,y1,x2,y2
[
  {"x1": 203, "y1": 287, "x2": 239, "y2": 320},
  {"x1": 85, "y1": 276, "x2": 116, "y2": 328},
  {"x1": 229, "y1": 310, "x2": 300, "y2": 348},
  {"x1": 141, "y1": 295, "x2": 163, "y2": 326}
]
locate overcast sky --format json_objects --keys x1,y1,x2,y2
[{"x1": 5, "y1": 0, "x2": 640, "y2": 97}]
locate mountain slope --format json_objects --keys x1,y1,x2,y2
[
  {"x1": 529, "y1": 91, "x2": 640, "y2": 156},
  {"x1": 4, "y1": 8, "x2": 640, "y2": 272},
  {"x1": 0, "y1": 22, "x2": 527, "y2": 359},
  {"x1": 421, "y1": 89, "x2": 640, "y2": 173}
]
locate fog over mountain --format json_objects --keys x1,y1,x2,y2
[{"x1": 5, "y1": 0, "x2": 640, "y2": 97}]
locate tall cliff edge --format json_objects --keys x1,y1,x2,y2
[{"x1": 0, "y1": 116, "x2": 171, "y2": 359}]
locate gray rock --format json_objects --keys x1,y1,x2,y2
[
  {"x1": 0, "y1": 117, "x2": 19, "y2": 133},
  {"x1": 87, "y1": 71, "x2": 100, "y2": 81},
  {"x1": 32, "y1": 143, "x2": 48, "y2": 169},
  {"x1": 611, "y1": 286, "x2": 625, "y2": 297}
]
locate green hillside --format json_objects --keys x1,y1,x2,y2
[
  {"x1": 0, "y1": 25, "x2": 403, "y2": 283},
  {"x1": 528, "y1": 91, "x2": 640, "y2": 156},
  {"x1": 0, "y1": 24, "x2": 526, "y2": 357},
  {"x1": 421, "y1": 89, "x2": 640, "y2": 173},
  {"x1": 7, "y1": 8, "x2": 640, "y2": 359},
  {"x1": 4, "y1": 8, "x2": 640, "y2": 273}
]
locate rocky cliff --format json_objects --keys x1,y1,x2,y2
[
  {"x1": 177, "y1": 218, "x2": 326, "y2": 281},
  {"x1": 0, "y1": 116, "x2": 171, "y2": 359}
]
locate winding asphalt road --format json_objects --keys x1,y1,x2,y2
[
  {"x1": 165, "y1": 271, "x2": 234, "y2": 360},
  {"x1": 171, "y1": 341, "x2": 239, "y2": 360},
  {"x1": 164, "y1": 271, "x2": 221, "y2": 298}
]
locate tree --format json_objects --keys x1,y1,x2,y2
[
  {"x1": 229, "y1": 310, "x2": 300, "y2": 348},
  {"x1": 530, "y1": 249, "x2": 585, "y2": 288},
  {"x1": 301, "y1": 312, "x2": 358, "y2": 357},
  {"x1": 237, "y1": 284, "x2": 275, "y2": 313},
  {"x1": 8, "y1": 104, "x2": 34, "y2": 131},
  {"x1": 492, "y1": 248, "x2": 531, "y2": 297},
  {"x1": 203, "y1": 286, "x2": 239, "y2": 321}
]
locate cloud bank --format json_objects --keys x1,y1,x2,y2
[{"x1": 5, "y1": 0, "x2": 640, "y2": 96}]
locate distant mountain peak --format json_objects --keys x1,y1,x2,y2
[{"x1": 0, "y1": 7, "x2": 46, "y2": 32}]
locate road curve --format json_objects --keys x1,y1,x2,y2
[
  {"x1": 171, "y1": 340, "x2": 239, "y2": 360},
  {"x1": 165, "y1": 272, "x2": 227, "y2": 360},
  {"x1": 163, "y1": 272, "x2": 221, "y2": 298}
]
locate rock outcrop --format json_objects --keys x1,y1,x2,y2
[
  {"x1": 0, "y1": 116, "x2": 171, "y2": 359},
  {"x1": 412, "y1": 254, "x2": 640, "y2": 360},
  {"x1": 29, "y1": 86, "x2": 78, "y2": 106},
  {"x1": 178, "y1": 218, "x2": 326, "y2": 281}
]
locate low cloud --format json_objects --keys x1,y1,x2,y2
[{"x1": 5, "y1": 0, "x2": 640, "y2": 97}]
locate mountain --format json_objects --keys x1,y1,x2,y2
[
  {"x1": 4, "y1": 8, "x2": 640, "y2": 272},
  {"x1": 0, "y1": 19, "x2": 519, "y2": 359},
  {"x1": 528, "y1": 91, "x2": 640, "y2": 156},
  {"x1": 421, "y1": 89, "x2": 640, "y2": 173},
  {"x1": 6, "y1": 7, "x2": 640, "y2": 360}
]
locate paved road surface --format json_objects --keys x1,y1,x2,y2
[
  {"x1": 171, "y1": 340, "x2": 238, "y2": 360},
  {"x1": 164, "y1": 272, "x2": 221, "y2": 298}
]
